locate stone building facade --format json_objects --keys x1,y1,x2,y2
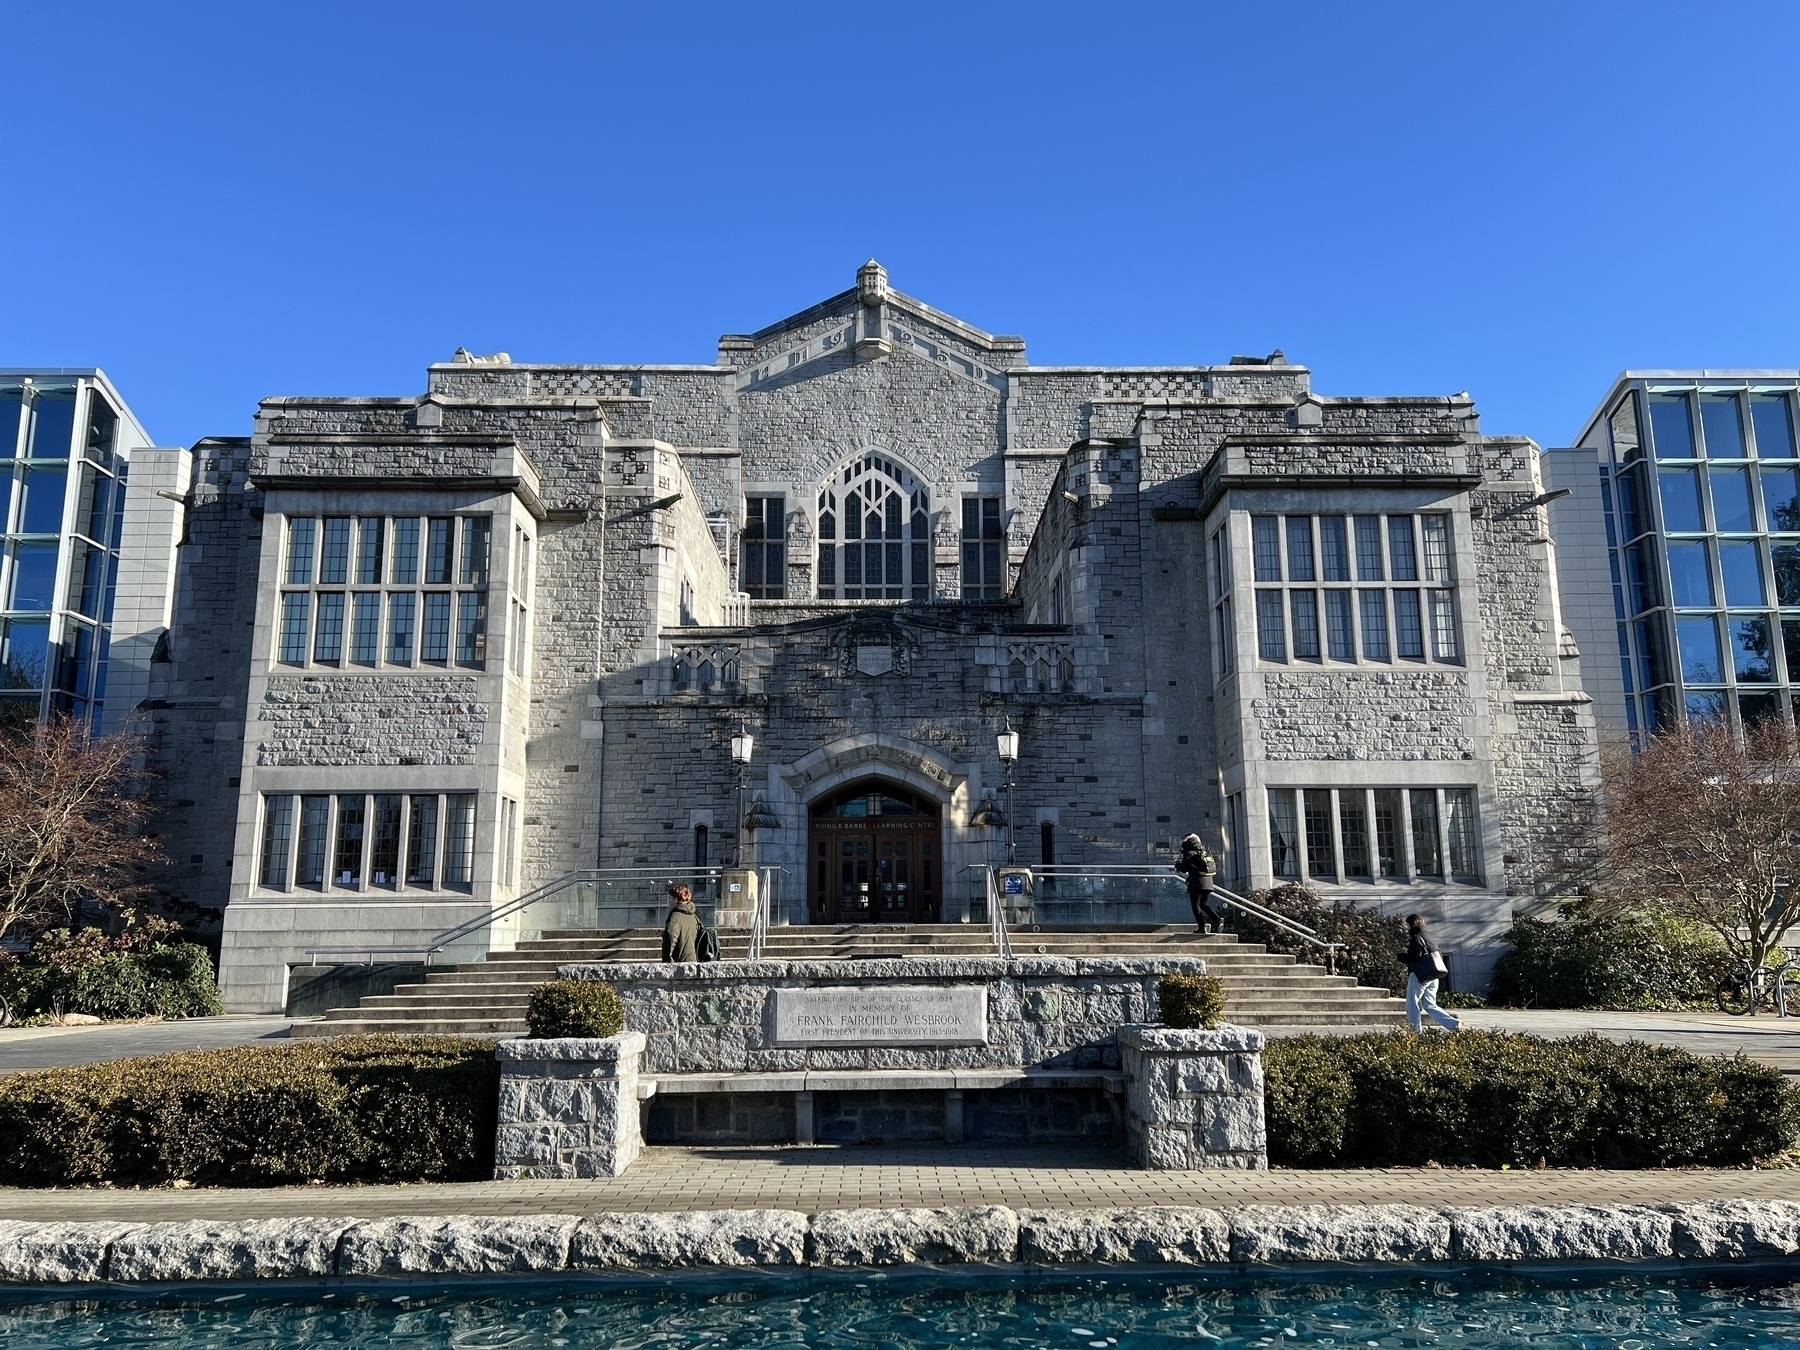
[{"x1": 141, "y1": 264, "x2": 1597, "y2": 1010}]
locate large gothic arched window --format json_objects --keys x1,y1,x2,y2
[{"x1": 816, "y1": 454, "x2": 932, "y2": 602}]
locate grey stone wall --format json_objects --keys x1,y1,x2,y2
[
  {"x1": 493, "y1": 1034, "x2": 645, "y2": 1180},
  {"x1": 255, "y1": 675, "x2": 488, "y2": 767},
  {"x1": 1119, "y1": 1025, "x2": 1267, "y2": 1170}
]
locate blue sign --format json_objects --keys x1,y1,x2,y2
[{"x1": 1002, "y1": 873, "x2": 1026, "y2": 896}]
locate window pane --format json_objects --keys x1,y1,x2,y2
[
  {"x1": 1636, "y1": 615, "x2": 1671, "y2": 688},
  {"x1": 1373, "y1": 789, "x2": 1404, "y2": 879},
  {"x1": 1719, "y1": 541, "x2": 1766, "y2": 606},
  {"x1": 1324, "y1": 590, "x2": 1355, "y2": 660},
  {"x1": 1429, "y1": 592, "x2": 1460, "y2": 662},
  {"x1": 1710, "y1": 467, "x2": 1756, "y2": 532},
  {"x1": 313, "y1": 592, "x2": 344, "y2": 662},
  {"x1": 1411, "y1": 792, "x2": 1440, "y2": 878},
  {"x1": 1686, "y1": 691, "x2": 1726, "y2": 722},
  {"x1": 461, "y1": 517, "x2": 491, "y2": 584},
  {"x1": 1626, "y1": 541, "x2": 1660, "y2": 613},
  {"x1": 370, "y1": 795, "x2": 402, "y2": 887},
  {"x1": 1255, "y1": 590, "x2": 1286, "y2": 661},
  {"x1": 1339, "y1": 791, "x2": 1371, "y2": 879},
  {"x1": 1303, "y1": 789, "x2": 1336, "y2": 880},
  {"x1": 1775, "y1": 545, "x2": 1800, "y2": 607},
  {"x1": 1784, "y1": 619, "x2": 1800, "y2": 686},
  {"x1": 334, "y1": 794, "x2": 366, "y2": 886},
  {"x1": 1268, "y1": 789, "x2": 1299, "y2": 879},
  {"x1": 1667, "y1": 541, "x2": 1714, "y2": 607},
  {"x1": 1650, "y1": 393, "x2": 1696, "y2": 458},
  {"x1": 296, "y1": 795, "x2": 329, "y2": 887},
  {"x1": 426, "y1": 518, "x2": 454, "y2": 583},
  {"x1": 1752, "y1": 394, "x2": 1796, "y2": 459},
  {"x1": 354, "y1": 517, "x2": 383, "y2": 584},
  {"x1": 457, "y1": 592, "x2": 488, "y2": 666},
  {"x1": 27, "y1": 389, "x2": 76, "y2": 459},
  {"x1": 351, "y1": 592, "x2": 380, "y2": 663},
  {"x1": 279, "y1": 593, "x2": 310, "y2": 663},
  {"x1": 1739, "y1": 691, "x2": 1783, "y2": 727},
  {"x1": 1730, "y1": 615, "x2": 1774, "y2": 683},
  {"x1": 1445, "y1": 789, "x2": 1479, "y2": 879},
  {"x1": 20, "y1": 467, "x2": 65, "y2": 534},
  {"x1": 1615, "y1": 465, "x2": 1649, "y2": 539},
  {"x1": 1290, "y1": 589, "x2": 1320, "y2": 659},
  {"x1": 1394, "y1": 590, "x2": 1424, "y2": 658},
  {"x1": 1764, "y1": 467, "x2": 1800, "y2": 534},
  {"x1": 982, "y1": 497, "x2": 1002, "y2": 539},
  {"x1": 406, "y1": 795, "x2": 438, "y2": 886},
  {"x1": 1420, "y1": 515, "x2": 1452, "y2": 582},
  {"x1": 259, "y1": 795, "x2": 293, "y2": 887},
  {"x1": 1251, "y1": 516, "x2": 1281, "y2": 581},
  {"x1": 387, "y1": 592, "x2": 416, "y2": 664},
  {"x1": 9, "y1": 542, "x2": 57, "y2": 611},
  {"x1": 0, "y1": 388, "x2": 22, "y2": 459},
  {"x1": 1658, "y1": 468, "x2": 1705, "y2": 532},
  {"x1": 1388, "y1": 516, "x2": 1417, "y2": 581},
  {"x1": 422, "y1": 592, "x2": 451, "y2": 661},
  {"x1": 1700, "y1": 394, "x2": 1746, "y2": 458},
  {"x1": 1677, "y1": 615, "x2": 1724, "y2": 683},
  {"x1": 286, "y1": 518, "x2": 318, "y2": 586},
  {"x1": 1, "y1": 618, "x2": 50, "y2": 688},
  {"x1": 1285, "y1": 516, "x2": 1315, "y2": 581},
  {"x1": 390, "y1": 517, "x2": 420, "y2": 584},
  {"x1": 1358, "y1": 590, "x2": 1390, "y2": 660},
  {"x1": 318, "y1": 517, "x2": 350, "y2": 585},
  {"x1": 444, "y1": 794, "x2": 476, "y2": 887},
  {"x1": 961, "y1": 498, "x2": 978, "y2": 538},
  {"x1": 1319, "y1": 516, "x2": 1349, "y2": 582},
  {"x1": 1354, "y1": 516, "x2": 1384, "y2": 581}
]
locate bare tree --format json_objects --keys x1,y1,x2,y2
[
  {"x1": 0, "y1": 717, "x2": 163, "y2": 942},
  {"x1": 1600, "y1": 719, "x2": 1800, "y2": 967}
]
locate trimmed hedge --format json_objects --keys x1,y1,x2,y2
[
  {"x1": 526, "y1": 979, "x2": 625, "y2": 1039},
  {"x1": 0, "y1": 943, "x2": 224, "y2": 1022},
  {"x1": 0, "y1": 1035, "x2": 499, "y2": 1187},
  {"x1": 1489, "y1": 906, "x2": 1734, "y2": 1010},
  {"x1": 1224, "y1": 884, "x2": 1409, "y2": 995},
  {"x1": 1158, "y1": 973, "x2": 1226, "y2": 1029},
  {"x1": 1266, "y1": 1030, "x2": 1800, "y2": 1167}
]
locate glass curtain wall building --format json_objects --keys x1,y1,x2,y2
[
  {"x1": 0, "y1": 372, "x2": 153, "y2": 728},
  {"x1": 1547, "y1": 372, "x2": 1800, "y2": 737}
]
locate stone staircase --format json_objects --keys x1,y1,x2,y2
[{"x1": 288, "y1": 923, "x2": 1408, "y2": 1038}]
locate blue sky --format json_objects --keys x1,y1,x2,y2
[{"x1": 1, "y1": 2, "x2": 1795, "y2": 450}]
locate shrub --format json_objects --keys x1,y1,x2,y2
[
  {"x1": 0, "y1": 931, "x2": 223, "y2": 1021},
  {"x1": 1489, "y1": 904, "x2": 1733, "y2": 1009},
  {"x1": 1225, "y1": 883, "x2": 1410, "y2": 995},
  {"x1": 526, "y1": 979, "x2": 625, "y2": 1039},
  {"x1": 1264, "y1": 1030, "x2": 1800, "y2": 1167},
  {"x1": 0, "y1": 1035, "x2": 499, "y2": 1187},
  {"x1": 1158, "y1": 973, "x2": 1226, "y2": 1029}
]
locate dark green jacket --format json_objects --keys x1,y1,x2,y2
[{"x1": 662, "y1": 901, "x2": 700, "y2": 963}]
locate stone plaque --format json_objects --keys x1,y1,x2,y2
[
  {"x1": 771, "y1": 985, "x2": 987, "y2": 1047},
  {"x1": 854, "y1": 644, "x2": 894, "y2": 677}
]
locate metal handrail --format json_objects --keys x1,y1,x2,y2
[
  {"x1": 986, "y1": 867, "x2": 1014, "y2": 959},
  {"x1": 746, "y1": 866, "x2": 791, "y2": 960},
  {"x1": 1212, "y1": 883, "x2": 1345, "y2": 975}
]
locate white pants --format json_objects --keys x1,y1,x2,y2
[{"x1": 1407, "y1": 974, "x2": 1459, "y2": 1032}]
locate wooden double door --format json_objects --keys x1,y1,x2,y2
[{"x1": 808, "y1": 781, "x2": 941, "y2": 924}]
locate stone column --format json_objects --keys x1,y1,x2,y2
[
  {"x1": 494, "y1": 1032, "x2": 646, "y2": 1179},
  {"x1": 1117, "y1": 1025, "x2": 1267, "y2": 1170}
]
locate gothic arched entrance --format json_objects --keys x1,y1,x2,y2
[{"x1": 807, "y1": 779, "x2": 942, "y2": 923}]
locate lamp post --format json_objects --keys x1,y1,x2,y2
[
  {"x1": 996, "y1": 719, "x2": 1019, "y2": 865},
  {"x1": 730, "y1": 728, "x2": 754, "y2": 866}
]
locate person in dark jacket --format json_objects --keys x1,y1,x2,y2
[
  {"x1": 662, "y1": 883, "x2": 700, "y2": 963},
  {"x1": 1173, "y1": 833, "x2": 1223, "y2": 932},
  {"x1": 1403, "y1": 913, "x2": 1460, "y2": 1032}
]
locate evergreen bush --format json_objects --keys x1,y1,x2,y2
[
  {"x1": 0, "y1": 928, "x2": 223, "y2": 1021},
  {"x1": 525, "y1": 979, "x2": 625, "y2": 1039},
  {"x1": 1157, "y1": 973, "x2": 1226, "y2": 1029},
  {"x1": 1489, "y1": 905, "x2": 1733, "y2": 1009},
  {"x1": 0, "y1": 1035, "x2": 499, "y2": 1187},
  {"x1": 1264, "y1": 1030, "x2": 1799, "y2": 1167}
]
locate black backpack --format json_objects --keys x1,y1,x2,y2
[{"x1": 697, "y1": 926, "x2": 721, "y2": 963}]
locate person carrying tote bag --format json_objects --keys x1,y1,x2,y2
[{"x1": 1403, "y1": 913, "x2": 1460, "y2": 1033}]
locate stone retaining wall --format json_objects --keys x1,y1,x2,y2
[
  {"x1": 5, "y1": 1202, "x2": 1799, "y2": 1282},
  {"x1": 493, "y1": 1034, "x2": 645, "y2": 1180},
  {"x1": 1119, "y1": 1025, "x2": 1267, "y2": 1170}
]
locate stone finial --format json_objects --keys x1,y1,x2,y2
[{"x1": 857, "y1": 260, "x2": 888, "y2": 307}]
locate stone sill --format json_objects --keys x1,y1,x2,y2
[{"x1": 1119, "y1": 1024, "x2": 1266, "y2": 1054}]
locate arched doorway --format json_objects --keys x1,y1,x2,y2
[{"x1": 808, "y1": 779, "x2": 942, "y2": 923}]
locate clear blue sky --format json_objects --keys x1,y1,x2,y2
[{"x1": 2, "y1": 2, "x2": 1795, "y2": 450}]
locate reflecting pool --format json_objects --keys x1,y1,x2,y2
[{"x1": 3, "y1": 1268, "x2": 1799, "y2": 1348}]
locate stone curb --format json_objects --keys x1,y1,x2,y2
[{"x1": 3, "y1": 1201, "x2": 1798, "y2": 1283}]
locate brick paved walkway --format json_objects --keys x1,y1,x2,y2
[{"x1": 2, "y1": 1144, "x2": 1795, "y2": 1222}]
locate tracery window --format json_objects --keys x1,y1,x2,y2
[{"x1": 816, "y1": 454, "x2": 931, "y2": 601}]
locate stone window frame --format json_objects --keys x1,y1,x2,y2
[
  {"x1": 277, "y1": 512, "x2": 495, "y2": 673},
  {"x1": 814, "y1": 455, "x2": 931, "y2": 603},
  {"x1": 1266, "y1": 785, "x2": 1482, "y2": 888},
  {"x1": 1245, "y1": 511, "x2": 1462, "y2": 671},
  {"x1": 255, "y1": 789, "x2": 479, "y2": 895}
]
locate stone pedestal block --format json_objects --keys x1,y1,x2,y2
[
  {"x1": 1118, "y1": 1024, "x2": 1266, "y2": 1170},
  {"x1": 494, "y1": 1033, "x2": 647, "y2": 1179}
]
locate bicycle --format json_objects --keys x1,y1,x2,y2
[{"x1": 1715, "y1": 953, "x2": 1800, "y2": 1016}]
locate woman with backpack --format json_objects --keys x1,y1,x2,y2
[
  {"x1": 1173, "y1": 833, "x2": 1223, "y2": 933},
  {"x1": 1403, "y1": 913, "x2": 1460, "y2": 1033}
]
